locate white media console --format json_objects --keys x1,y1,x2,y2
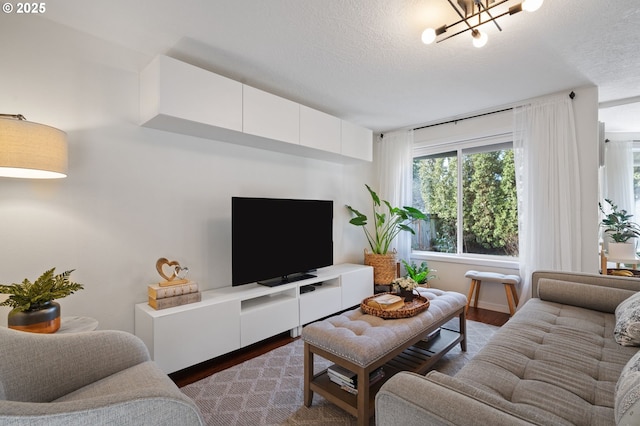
[{"x1": 134, "y1": 263, "x2": 373, "y2": 373}]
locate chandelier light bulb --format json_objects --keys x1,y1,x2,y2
[
  {"x1": 522, "y1": 0, "x2": 543, "y2": 12},
  {"x1": 472, "y1": 29, "x2": 488, "y2": 48},
  {"x1": 421, "y1": 28, "x2": 436, "y2": 45}
]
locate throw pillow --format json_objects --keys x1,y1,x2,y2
[
  {"x1": 615, "y1": 292, "x2": 640, "y2": 346},
  {"x1": 616, "y1": 349, "x2": 640, "y2": 424}
]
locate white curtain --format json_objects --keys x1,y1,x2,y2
[
  {"x1": 513, "y1": 95, "x2": 582, "y2": 307},
  {"x1": 375, "y1": 129, "x2": 414, "y2": 263},
  {"x1": 603, "y1": 140, "x2": 634, "y2": 217}
]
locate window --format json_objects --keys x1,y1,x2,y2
[{"x1": 412, "y1": 142, "x2": 518, "y2": 257}]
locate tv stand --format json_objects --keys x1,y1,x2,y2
[
  {"x1": 258, "y1": 272, "x2": 317, "y2": 287},
  {"x1": 134, "y1": 263, "x2": 373, "y2": 374}
]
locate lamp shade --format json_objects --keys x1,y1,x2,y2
[{"x1": 0, "y1": 116, "x2": 68, "y2": 179}]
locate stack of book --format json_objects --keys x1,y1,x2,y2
[
  {"x1": 148, "y1": 280, "x2": 201, "y2": 310},
  {"x1": 327, "y1": 364, "x2": 385, "y2": 395},
  {"x1": 366, "y1": 293, "x2": 405, "y2": 311}
]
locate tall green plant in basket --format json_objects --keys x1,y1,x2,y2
[
  {"x1": 347, "y1": 184, "x2": 426, "y2": 285},
  {"x1": 346, "y1": 184, "x2": 426, "y2": 255}
]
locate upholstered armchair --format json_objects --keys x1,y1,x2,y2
[{"x1": 0, "y1": 326, "x2": 204, "y2": 425}]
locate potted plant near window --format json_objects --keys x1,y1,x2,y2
[
  {"x1": 346, "y1": 184, "x2": 426, "y2": 285},
  {"x1": 0, "y1": 268, "x2": 83, "y2": 333},
  {"x1": 401, "y1": 259, "x2": 437, "y2": 287},
  {"x1": 599, "y1": 199, "x2": 640, "y2": 259}
]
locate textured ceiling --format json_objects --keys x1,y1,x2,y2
[{"x1": 39, "y1": 0, "x2": 640, "y2": 133}]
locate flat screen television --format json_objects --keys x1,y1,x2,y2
[{"x1": 231, "y1": 197, "x2": 333, "y2": 287}]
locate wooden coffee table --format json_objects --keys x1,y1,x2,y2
[{"x1": 301, "y1": 289, "x2": 467, "y2": 426}]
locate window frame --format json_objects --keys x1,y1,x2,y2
[{"x1": 412, "y1": 132, "x2": 519, "y2": 269}]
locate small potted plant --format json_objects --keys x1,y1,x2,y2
[
  {"x1": 401, "y1": 259, "x2": 437, "y2": 287},
  {"x1": 346, "y1": 184, "x2": 426, "y2": 285},
  {"x1": 392, "y1": 276, "x2": 419, "y2": 302},
  {"x1": 0, "y1": 268, "x2": 83, "y2": 333},
  {"x1": 599, "y1": 199, "x2": 640, "y2": 259}
]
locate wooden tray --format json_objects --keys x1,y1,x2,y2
[{"x1": 361, "y1": 292, "x2": 430, "y2": 319}]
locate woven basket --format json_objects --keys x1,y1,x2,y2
[
  {"x1": 364, "y1": 249, "x2": 397, "y2": 285},
  {"x1": 360, "y1": 292, "x2": 430, "y2": 319}
]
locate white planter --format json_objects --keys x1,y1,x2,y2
[{"x1": 608, "y1": 241, "x2": 637, "y2": 259}]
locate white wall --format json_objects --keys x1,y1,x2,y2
[
  {"x1": 0, "y1": 16, "x2": 602, "y2": 324},
  {"x1": 406, "y1": 87, "x2": 600, "y2": 314},
  {"x1": 574, "y1": 86, "x2": 601, "y2": 272},
  {"x1": 0, "y1": 17, "x2": 374, "y2": 331}
]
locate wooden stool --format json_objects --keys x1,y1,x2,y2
[{"x1": 465, "y1": 270, "x2": 521, "y2": 316}]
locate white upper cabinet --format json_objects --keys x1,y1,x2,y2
[
  {"x1": 140, "y1": 55, "x2": 242, "y2": 132},
  {"x1": 139, "y1": 55, "x2": 372, "y2": 163},
  {"x1": 341, "y1": 120, "x2": 373, "y2": 162},
  {"x1": 242, "y1": 85, "x2": 300, "y2": 145},
  {"x1": 299, "y1": 105, "x2": 341, "y2": 154}
]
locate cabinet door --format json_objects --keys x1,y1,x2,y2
[
  {"x1": 243, "y1": 85, "x2": 300, "y2": 144},
  {"x1": 300, "y1": 105, "x2": 341, "y2": 153},
  {"x1": 241, "y1": 295, "x2": 298, "y2": 347},
  {"x1": 140, "y1": 55, "x2": 243, "y2": 132},
  {"x1": 153, "y1": 299, "x2": 241, "y2": 374},
  {"x1": 341, "y1": 120, "x2": 373, "y2": 162},
  {"x1": 341, "y1": 266, "x2": 374, "y2": 309},
  {"x1": 299, "y1": 285, "x2": 342, "y2": 325}
]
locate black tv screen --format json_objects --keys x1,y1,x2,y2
[{"x1": 232, "y1": 197, "x2": 333, "y2": 286}]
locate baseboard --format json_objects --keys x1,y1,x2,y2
[{"x1": 469, "y1": 299, "x2": 511, "y2": 315}]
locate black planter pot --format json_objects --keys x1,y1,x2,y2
[
  {"x1": 8, "y1": 301, "x2": 61, "y2": 333},
  {"x1": 400, "y1": 289, "x2": 414, "y2": 302}
]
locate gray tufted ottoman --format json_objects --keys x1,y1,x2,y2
[{"x1": 301, "y1": 288, "x2": 467, "y2": 426}]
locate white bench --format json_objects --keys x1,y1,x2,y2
[{"x1": 464, "y1": 270, "x2": 521, "y2": 316}]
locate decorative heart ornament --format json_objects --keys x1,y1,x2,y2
[
  {"x1": 156, "y1": 258, "x2": 180, "y2": 281},
  {"x1": 175, "y1": 265, "x2": 189, "y2": 280}
]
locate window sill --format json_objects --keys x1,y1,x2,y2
[{"x1": 411, "y1": 251, "x2": 519, "y2": 271}]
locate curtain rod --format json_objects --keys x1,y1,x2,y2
[
  {"x1": 406, "y1": 90, "x2": 576, "y2": 133},
  {"x1": 412, "y1": 107, "x2": 513, "y2": 131}
]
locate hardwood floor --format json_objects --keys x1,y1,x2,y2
[
  {"x1": 466, "y1": 306, "x2": 510, "y2": 326},
  {"x1": 169, "y1": 307, "x2": 510, "y2": 388}
]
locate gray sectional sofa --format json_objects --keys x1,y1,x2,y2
[{"x1": 375, "y1": 270, "x2": 640, "y2": 426}]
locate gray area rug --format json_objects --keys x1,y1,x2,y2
[{"x1": 181, "y1": 319, "x2": 499, "y2": 425}]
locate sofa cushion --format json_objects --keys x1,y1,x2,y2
[
  {"x1": 615, "y1": 292, "x2": 640, "y2": 346},
  {"x1": 538, "y1": 278, "x2": 636, "y2": 313},
  {"x1": 616, "y1": 349, "x2": 640, "y2": 424},
  {"x1": 454, "y1": 298, "x2": 638, "y2": 425}
]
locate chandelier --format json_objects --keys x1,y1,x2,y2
[{"x1": 421, "y1": 0, "x2": 544, "y2": 48}]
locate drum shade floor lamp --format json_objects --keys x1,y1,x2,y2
[{"x1": 0, "y1": 114, "x2": 67, "y2": 179}]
